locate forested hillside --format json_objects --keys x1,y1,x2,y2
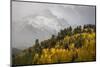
[{"x1": 12, "y1": 24, "x2": 96, "y2": 65}]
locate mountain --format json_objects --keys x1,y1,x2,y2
[
  {"x1": 12, "y1": 16, "x2": 70, "y2": 49},
  {"x1": 12, "y1": 48, "x2": 22, "y2": 56},
  {"x1": 12, "y1": 24, "x2": 96, "y2": 65},
  {"x1": 12, "y1": 11, "x2": 70, "y2": 50}
]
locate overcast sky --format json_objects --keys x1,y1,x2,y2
[{"x1": 12, "y1": 1, "x2": 96, "y2": 49}]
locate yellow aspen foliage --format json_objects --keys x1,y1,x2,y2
[
  {"x1": 69, "y1": 43, "x2": 75, "y2": 49},
  {"x1": 13, "y1": 26, "x2": 96, "y2": 65},
  {"x1": 51, "y1": 48, "x2": 56, "y2": 54}
]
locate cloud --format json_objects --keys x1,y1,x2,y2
[
  {"x1": 27, "y1": 15, "x2": 62, "y2": 32},
  {"x1": 12, "y1": 1, "x2": 95, "y2": 49}
]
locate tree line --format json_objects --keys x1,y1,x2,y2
[{"x1": 12, "y1": 24, "x2": 96, "y2": 65}]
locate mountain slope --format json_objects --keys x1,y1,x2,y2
[
  {"x1": 12, "y1": 24, "x2": 96, "y2": 65},
  {"x1": 12, "y1": 14, "x2": 69, "y2": 49}
]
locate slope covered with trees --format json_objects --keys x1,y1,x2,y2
[{"x1": 12, "y1": 24, "x2": 96, "y2": 65}]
